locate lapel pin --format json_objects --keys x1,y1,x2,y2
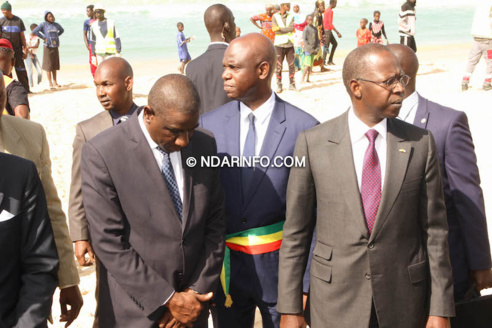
[
  {"x1": 399, "y1": 149, "x2": 407, "y2": 153},
  {"x1": 421, "y1": 118, "x2": 427, "y2": 124}
]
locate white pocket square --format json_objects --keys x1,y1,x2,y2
[{"x1": 0, "y1": 210, "x2": 15, "y2": 222}]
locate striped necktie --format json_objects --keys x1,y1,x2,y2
[{"x1": 158, "y1": 148, "x2": 182, "y2": 221}]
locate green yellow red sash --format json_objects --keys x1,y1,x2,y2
[{"x1": 220, "y1": 221, "x2": 285, "y2": 307}]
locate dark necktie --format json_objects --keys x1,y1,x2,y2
[
  {"x1": 242, "y1": 113, "x2": 256, "y2": 197},
  {"x1": 360, "y1": 129, "x2": 381, "y2": 234},
  {"x1": 158, "y1": 148, "x2": 182, "y2": 221}
]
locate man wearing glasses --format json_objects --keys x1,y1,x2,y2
[{"x1": 278, "y1": 43, "x2": 454, "y2": 328}]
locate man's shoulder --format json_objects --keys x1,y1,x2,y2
[
  {"x1": 419, "y1": 95, "x2": 465, "y2": 127},
  {"x1": 201, "y1": 100, "x2": 238, "y2": 123},
  {"x1": 280, "y1": 97, "x2": 319, "y2": 127},
  {"x1": 0, "y1": 152, "x2": 35, "y2": 178},
  {"x1": 78, "y1": 111, "x2": 111, "y2": 129},
  {"x1": 2, "y1": 114, "x2": 43, "y2": 133}
]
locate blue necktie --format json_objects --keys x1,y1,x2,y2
[
  {"x1": 242, "y1": 113, "x2": 256, "y2": 197},
  {"x1": 158, "y1": 148, "x2": 182, "y2": 221}
]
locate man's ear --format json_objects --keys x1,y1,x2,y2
[
  {"x1": 258, "y1": 61, "x2": 270, "y2": 80},
  {"x1": 143, "y1": 106, "x2": 155, "y2": 123},
  {"x1": 350, "y1": 80, "x2": 362, "y2": 99},
  {"x1": 125, "y1": 76, "x2": 133, "y2": 91}
]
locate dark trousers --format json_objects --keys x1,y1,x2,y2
[
  {"x1": 400, "y1": 35, "x2": 417, "y2": 53},
  {"x1": 324, "y1": 30, "x2": 338, "y2": 64},
  {"x1": 14, "y1": 50, "x2": 30, "y2": 93},
  {"x1": 275, "y1": 46, "x2": 295, "y2": 85}
]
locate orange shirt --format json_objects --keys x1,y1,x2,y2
[
  {"x1": 252, "y1": 12, "x2": 275, "y2": 43},
  {"x1": 356, "y1": 28, "x2": 371, "y2": 47}
]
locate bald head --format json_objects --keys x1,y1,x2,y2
[
  {"x1": 204, "y1": 4, "x2": 236, "y2": 43},
  {"x1": 229, "y1": 33, "x2": 277, "y2": 80},
  {"x1": 387, "y1": 44, "x2": 418, "y2": 96},
  {"x1": 148, "y1": 74, "x2": 200, "y2": 116},
  {"x1": 96, "y1": 57, "x2": 133, "y2": 80},
  {"x1": 342, "y1": 43, "x2": 399, "y2": 94}
]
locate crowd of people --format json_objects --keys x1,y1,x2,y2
[{"x1": 1, "y1": 1, "x2": 492, "y2": 328}]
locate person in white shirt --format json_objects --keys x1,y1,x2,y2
[
  {"x1": 25, "y1": 23, "x2": 42, "y2": 87},
  {"x1": 462, "y1": 3, "x2": 492, "y2": 91}
]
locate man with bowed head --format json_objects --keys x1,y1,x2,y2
[
  {"x1": 278, "y1": 43, "x2": 454, "y2": 328},
  {"x1": 81, "y1": 74, "x2": 225, "y2": 327},
  {"x1": 201, "y1": 33, "x2": 318, "y2": 328}
]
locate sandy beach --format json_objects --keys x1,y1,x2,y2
[{"x1": 27, "y1": 42, "x2": 492, "y2": 327}]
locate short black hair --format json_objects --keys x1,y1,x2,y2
[
  {"x1": 374, "y1": 10, "x2": 381, "y2": 16},
  {"x1": 306, "y1": 14, "x2": 313, "y2": 20},
  {"x1": 0, "y1": 47, "x2": 14, "y2": 59},
  {"x1": 361, "y1": 18, "x2": 368, "y2": 23},
  {"x1": 148, "y1": 74, "x2": 200, "y2": 116},
  {"x1": 330, "y1": 0, "x2": 336, "y2": 4},
  {"x1": 177, "y1": 22, "x2": 183, "y2": 27},
  {"x1": 342, "y1": 43, "x2": 393, "y2": 93},
  {"x1": 30, "y1": 23, "x2": 38, "y2": 29},
  {"x1": 87, "y1": 5, "x2": 94, "y2": 10}
]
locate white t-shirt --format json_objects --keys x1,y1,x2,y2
[{"x1": 26, "y1": 34, "x2": 39, "y2": 55}]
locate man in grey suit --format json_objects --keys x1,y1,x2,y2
[
  {"x1": 389, "y1": 44, "x2": 492, "y2": 300},
  {"x1": 69, "y1": 57, "x2": 139, "y2": 267},
  {"x1": 186, "y1": 4, "x2": 236, "y2": 114},
  {"x1": 278, "y1": 44, "x2": 455, "y2": 328},
  {"x1": 81, "y1": 74, "x2": 225, "y2": 327},
  {"x1": 0, "y1": 152, "x2": 59, "y2": 327}
]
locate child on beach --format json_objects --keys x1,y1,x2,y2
[
  {"x1": 369, "y1": 11, "x2": 388, "y2": 44},
  {"x1": 302, "y1": 14, "x2": 319, "y2": 85},
  {"x1": 176, "y1": 22, "x2": 192, "y2": 74},
  {"x1": 25, "y1": 23, "x2": 42, "y2": 87},
  {"x1": 356, "y1": 18, "x2": 371, "y2": 47}
]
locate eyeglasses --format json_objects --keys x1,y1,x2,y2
[{"x1": 356, "y1": 75, "x2": 410, "y2": 90}]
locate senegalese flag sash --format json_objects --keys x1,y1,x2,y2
[{"x1": 220, "y1": 221, "x2": 285, "y2": 307}]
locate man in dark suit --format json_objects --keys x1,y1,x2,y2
[
  {"x1": 389, "y1": 44, "x2": 492, "y2": 300},
  {"x1": 0, "y1": 152, "x2": 59, "y2": 327},
  {"x1": 278, "y1": 44, "x2": 454, "y2": 328},
  {"x1": 81, "y1": 74, "x2": 225, "y2": 327},
  {"x1": 200, "y1": 33, "x2": 318, "y2": 328},
  {"x1": 186, "y1": 4, "x2": 236, "y2": 114}
]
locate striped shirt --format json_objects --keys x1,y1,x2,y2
[{"x1": 398, "y1": 1, "x2": 416, "y2": 37}]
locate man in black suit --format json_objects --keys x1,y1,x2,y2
[
  {"x1": 81, "y1": 74, "x2": 225, "y2": 327},
  {"x1": 186, "y1": 4, "x2": 236, "y2": 114},
  {"x1": 0, "y1": 152, "x2": 59, "y2": 327},
  {"x1": 389, "y1": 44, "x2": 492, "y2": 300}
]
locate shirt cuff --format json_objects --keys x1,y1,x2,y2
[
  {"x1": 59, "y1": 284, "x2": 79, "y2": 290},
  {"x1": 163, "y1": 290, "x2": 175, "y2": 306}
]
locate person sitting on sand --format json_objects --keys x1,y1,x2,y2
[
  {"x1": 0, "y1": 38, "x2": 29, "y2": 119},
  {"x1": 176, "y1": 22, "x2": 192, "y2": 74}
]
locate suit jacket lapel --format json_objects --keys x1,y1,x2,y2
[
  {"x1": 222, "y1": 103, "x2": 244, "y2": 207},
  {"x1": 127, "y1": 113, "x2": 182, "y2": 224},
  {"x1": 327, "y1": 111, "x2": 369, "y2": 239},
  {"x1": 98, "y1": 111, "x2": 114, "y2": 131},
  {"x1": 369, "y1": 119, "x2": 411, "y2": 242},
  {"x1": 412, "y1": 93, "x2": 429, "y2": 129},
  {"x1": 180, "y1": 144, "x2": 194, "y2": 232},
  {"x1": 243, "y1": 97, "x2": 286, "y2": 210}
]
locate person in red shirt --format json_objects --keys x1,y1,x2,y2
[
  {"x1": 323, "y1": 0, "x2": 342, "y2": 65},
  {"x1": 356, "y1": 18, "x2": 371, "y2": 47},
  {"x1": 250, "y1": 4, "x2": 275, "y2": 43}
]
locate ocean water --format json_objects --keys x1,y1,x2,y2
[{"x1": 8, "y1": 0, "x2": 483, "y2": 65}]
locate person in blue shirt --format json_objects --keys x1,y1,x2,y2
[
  {"x1": 33, "y1": 11, "x2": 64, "y2": 90},
  {"x1": 177, "y1": 22, "x2": 192, "y2": 74}
]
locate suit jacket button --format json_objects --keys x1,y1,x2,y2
[
  {"x1": 365, "y1": 273, "x2": 371, "y2": 280},
  {"x1": 368, "y1": 243, "x2": 375, "y2": 249},
  {"x1": 242, "y1": 218, "x2": 246, "y2": 224},
  {"x1": 178, "y1": 272, "x2": 184, "y2": 278}
]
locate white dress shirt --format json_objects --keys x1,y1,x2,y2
[
  {"x1": 138, "y1": 110, "x2": 184, "y2": 202},
  {"x1": 398, "y1": 91, "x2": 419, "y2": 123},
  {"x1": 348, "y1": 108, "x2": 387, "y2": 191},
  {"x1": 239, "y1": 92, "x2": 276, "y2": 157},
  {"x1": 210, "y1": 41, "x2": 230, "y2": 47}
]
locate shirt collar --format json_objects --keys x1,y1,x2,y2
[
  {"x1": 210, "y1": 42, "x2": 229, "y2": 47},
  {"x1": 110, "y1": 103, "x2": 138, "y2": 124},
  {"x1": 239, "y1": 91, "x2": 276, "y2": 125},
  {"x1": 399, "y1": 91, "x2": 419, "y2": 120},
  {"x1": 348, "y1": 107, "x2": 387, "y2": 144},
  {"x1": 138, "y1": 109, "x2": 159, "y2": 151}
]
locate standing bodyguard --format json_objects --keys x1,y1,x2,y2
[
  {"x1": 81, "y1": 74, "x2": 225, "y2": 327},
  {"x1": 278, "y1": 44, "x2": 454, "y2": 328},
  {"x1": 201, "y1": 33, "x2": 318, "y2": 328},
  {"x1": 186, "y1": 4, "x2": 236, "y2": 114},
  {"x1": 389, "y1": 44, "x2": 492, "y2": 301}
]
